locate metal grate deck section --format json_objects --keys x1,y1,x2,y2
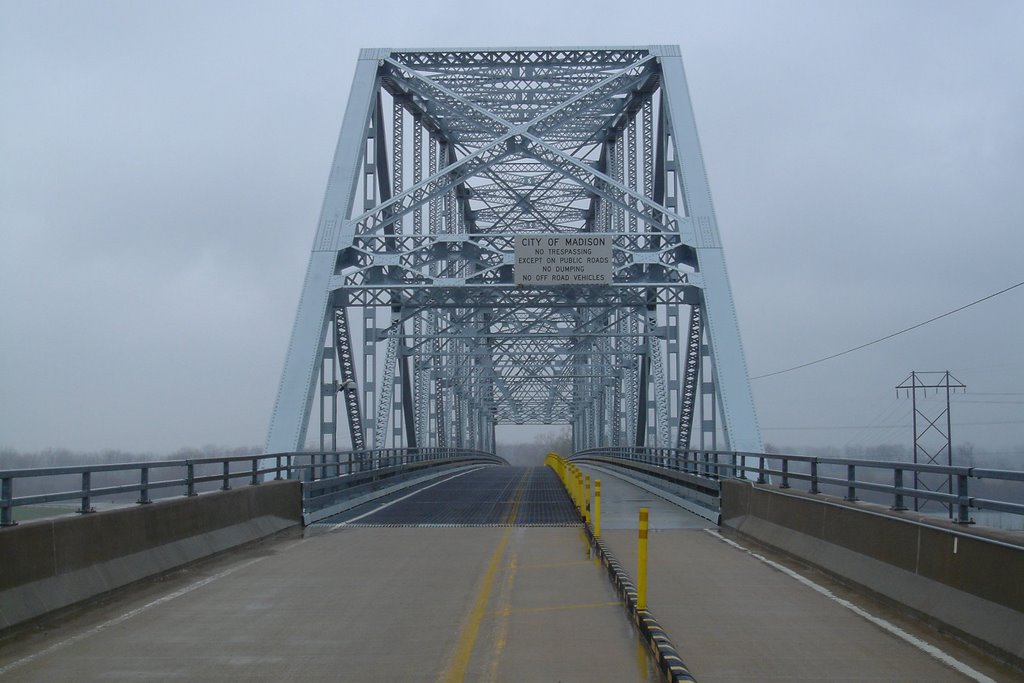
[{"x1": 314, "y1": 466, "x2": 580, "y2": 527}]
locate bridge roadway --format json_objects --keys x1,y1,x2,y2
[{"x1": 0, "y1": 465, "x2": 1019, "y2": 682}]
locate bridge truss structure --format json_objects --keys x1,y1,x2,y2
[{"x1": 266, "y1": 46, "x2": 762, "y2": 456}]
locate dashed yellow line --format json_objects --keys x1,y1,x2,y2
[{"x1": 485, "y1": 553, "x2": 518, "y2": 683}]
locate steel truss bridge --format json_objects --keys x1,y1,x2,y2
[
  {"x1": 265, "y1": 45, "x2": 762, "y2": 458},
  {"x1": 4, "y1": 47, "x2": 1023, "y2": 682}
]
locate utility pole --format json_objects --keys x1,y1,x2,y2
[{"x1": 896, "y1": 371, "x2": 966, "y2": 516}]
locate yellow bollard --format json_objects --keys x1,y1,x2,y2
[
  {"x1": 584, "y1": 475, "x2": 590, "y2": 524},
  {"x1": 568, "y1": 466, "x2": 575, "y2": 505},
  {"x1": 594, "y1": 480, "x2": 601, "y2": 537},
  {"x1": 637, "y1": 507, "x2": 648, "y2": 611},
  {"x1": 576, "y1": 471, "x2": 583, "y2": 514}
]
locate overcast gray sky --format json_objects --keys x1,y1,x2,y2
[{"x1": 2, "y1": 0, "x2": 1022, "y2": 456}]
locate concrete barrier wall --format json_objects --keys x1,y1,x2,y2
[
  {"x1": 0, "y1": 480, "x2": 302, "y2": 630},
  {"x1": 721, "y1": 479, "x2": 1024, "y2": 664}
]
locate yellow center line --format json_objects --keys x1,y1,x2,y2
[
  {"x1": 503, "y1": 469, "x2": 528, "y2": 525},
  {"x1": 441, "y1": 472, "x2": 529, "y2": 683},
  {"x1": 485, "y1": 553, "x2": 517, "y2": 683}
]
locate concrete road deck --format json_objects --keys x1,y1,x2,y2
[
  {"x1": 0, "y1": 467, "x2": 657, "y2": 682},
  {"x1": 578, "y1": 464, "x2": 1022, "y2": 682}
]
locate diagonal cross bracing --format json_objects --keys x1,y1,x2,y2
[{"x1": 266, "y1": 46, "x2": 761, "y2": 458}]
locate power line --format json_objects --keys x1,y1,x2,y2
[
  {"x1": 762, "y1": 419, "x2": 1024, "y2": 431},
  {"x1": 751, "y1": 280, "x2": 1024, "y2": 380},
  {"x1": 952, "y1": 399, "x2": 1024, "y2": 405}
]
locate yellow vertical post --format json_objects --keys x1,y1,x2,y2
[
  {"x1": 576, "y1": 471, "x2": 583, "y2": 514},
  {"x1": 585, "y1": 479, "x2": 593, "y2": 528},
  {"x1": 638, "y1": 507, "x2": 649, "y2": 611},
  {"x1": 594, "y1": 480, "x2": 601, "y2": 537},
  {"x1": 570, "y1": 466, "x2": 577, "y2": 509}
]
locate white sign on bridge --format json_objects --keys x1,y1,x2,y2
[{"x1": 514, "y1": 234, "x2": 613, "y2": 286}]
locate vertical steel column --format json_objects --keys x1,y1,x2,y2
[
  {"x1": 334, "y1": 306, "x2": 365, "y2": 450},
  {"x1": 642, "y1": 98, "x2": 654, "y2": 246},
  {"x1": 627, "y1": 114, "x2": 638, "y2": 234},
  {"x1": 412, "y1": 116, "x2": 428, "y2": 445},
  {"x1": 626, "y1": 313, "x2": 639, "y2": 446},
  {"x1": 647, "y1": 309, "x2": 667, "y2": 447},
  {"x1": 700, "y1": 323, "x2": 717, "y2": 452},
  {"x1": 428, "y1": 134, "x2": 445, "y2": 447},
  {"x1": 614, "y1": 133, "x2": 625, "y2": 235},
  {"x1": 360, "y1": 97, "x2": 380, "y2": 449},
  {"x1": 612, "y1": 318, "x2": 625, "y2": 446},
  {"x1": 665, "y1": 304, "x2": 681, "y2": 446},
  {"x1": 676, "y1": 302, "x2": 702, "y2": 449},
  {"x1": 319, "y1": 317, "x2": 337, "y2": 452},
  {"x1": 391, "y1": 99, "x2": 407, "y2": 448}
]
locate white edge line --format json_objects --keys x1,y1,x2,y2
[
  {"x1": 0, "y1": 556, "x2": 266, "y2": 677},
  {"x1": 702, "y1": 529, "x2": 997, "y2": 683},
  {"x1": 328, "y1": 466, "x2": 485, "y2": 529}
]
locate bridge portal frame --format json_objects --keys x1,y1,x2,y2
[{"x1": 265, "y1": 46, "x2": 762, "y2": 457}]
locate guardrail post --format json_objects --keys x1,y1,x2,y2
[
  {"x1": 637, "y1": 508, "x2": 648, "y2": 611},
  {"x1": 186, "y1": 462, "x2": 197, "y2": 497},
  {"x1": 275, "y1": 454, "x2": 284, "y2": 480},
  {"x1": 757, "y1": 456, "x2": 766, "y2": 484},
  {"x1": 844, "y1": 464, "x2": 857, "y2": 501},
  {"x1": 250, "y1": 458, "x2": 260, "y2": 486},
  {"x1": 892, "y1": 468, "x2": 907, "y2": 511},
  {"x1": 954, "y1": 473, "x2": 973, "y2": 524},
  {"x1": 78, "y1": 471, "x2": 96, "y2": 514},
  {"x1": 221, "y1": 461, "x2": 232, "y2": 491},
  {"x1": 594, "y1": 480, "x2": 601, "y2": 537},
  {"x1": 1, "y1": 476, "x2": 15, "y2": 526},
  {"x1": 137, "y1": 466, "x2": 152, "y2": 504},
  {"x1": 779, "y1": 458, "x2": 790, "y2": 489},
  {"x1": 809, "y1": 459, "x2": 819, "y2": 494}
]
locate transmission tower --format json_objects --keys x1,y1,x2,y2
[{"x1": 896, "y1": 371, "x2": 966, "y2": 514}]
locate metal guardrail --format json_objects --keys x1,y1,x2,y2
[
  {"x1": 572, "y1": 446, "x2": 1024, "y2": 525},
  {"x1": 0, "y1": 448, "x2": 504, "y2": 526}
]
